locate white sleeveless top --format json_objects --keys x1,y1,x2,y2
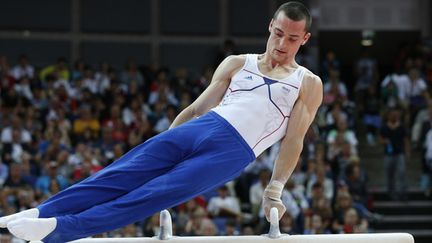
[{"x1": 211, "y1": 54, "x2": 306, "y2": 157}]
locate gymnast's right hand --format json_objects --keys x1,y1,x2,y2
[{"x1": 262, "y1": 180, "x2": 286, "y2": 222}]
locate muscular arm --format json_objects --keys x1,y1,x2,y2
[
  {"x1": 271, "y1": 73, "x2": 323, "y2": 184},
  {"x1": 169, "y1": 55, "x2": 245, "y2": 129},
  {"x1": 262, "y1": 72, "x2": 323, "y2": 221}
]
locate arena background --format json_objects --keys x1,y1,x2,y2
[{"x1": 0, "y1": 0, "x2": 431, "y2": 242}]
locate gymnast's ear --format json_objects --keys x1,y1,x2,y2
[
  {"x1": 269, "y1": 19, "x2": 274, "y2": 33},
  {"x1": 301, "y1": 32, "x2": 311, "y2": 45}
]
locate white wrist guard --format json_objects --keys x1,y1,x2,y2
[{"x1": 264, "y1": 180, "x2": 284, "y2": 200}]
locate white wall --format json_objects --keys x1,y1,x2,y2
[{"x1": 317, "y1": 0, "x2": 422, "y2": 31}]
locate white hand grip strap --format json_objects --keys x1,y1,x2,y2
[{"x1": 264, "y1": 180, "x2": 284, "y2": 199}]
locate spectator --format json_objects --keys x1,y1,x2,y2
[
  {"x1": 306, "y1": 166, "x2": 333, "y2": 201},
  {"x1": 1, "y1": 115, "x2": 32, "y2": 144},
  {"x1": 407, "y1": 68, "x2": 429, "y2": 124},
  {"x1": 282, "y1": 179, "x2": 309, "y2": 233},
  {"x1": 67, "y1": 143, "x2": 86, "y2": 167},
  {"x1": 23, "y1": 107, "x2": 43, "y2": 141},
  {"x1": 184, "y1": 207, "x2": 214, "y2": 236},
  {"x1": 120, "y1": 59, "x2": 144, "y2": 88},
  {"x1": 321, "y1": 50, "x2": 341, "y2": 81},
  {"x1": 420, "y1": 106, "x2": 432, "y2": 196},
  {"x1": 10, "y1": 55, "x2": 34, "y2": 80},
  {"x1": 342, "y1": 208, "x2": 368, "y2": 233},
  {"x1": 194, "y1": 67, "x2": 214, "y2": 96},
  {"x1": 95, "y1": 127, "x2": 117, "y2": 163},
  {"x1": 279, "y1": 213, "x2": 297, "y2": 234},
  {"x1": 35, "y1": 161, "x2": 69, "y2": 197},
  {"x1": 241, "y1": 225, "x2": 255, "y2": 235},
  {"x1": 307, "y1": 182, "x2": 329, "y2": 214},
  {"x1": 104, "y1": 105, "x2": 128, "y2": 143},
  {"x1": 73, "y1": 105, "x2": 101, "y2": 141},
  {"x1": 0, "y1": 56, "x2": 15, "y2": 94},
  {"x1": 30, "y1": 86, "x2": 49, "y2": 111},
  {"x1": 323, "y1": 69, "x2": 347, "y2": 104},
  {"x1": 3, "y1": 163, "x2": 31, "y2": 189},
  {"x1": 207, "y1": 185, "x2": 241, "y2": 219},
  {"x1": 171, "y1": 69, "x2": 191, "y2": 97},
  {"x1": 175, "y1": 198, "x2": 206, "y2": 235},
  {"x1": 178, "y1": 89, "x2": 193, "y2": 111},
  {"x1": 15, "y1": 188, "x2": 37, "y2": 212},
  {"x1": 289, "y1": 161, "x2": 307, "y2": 192},
  {"x1": 20, "y1": 153, "x2": 38, "y2": 187},
  {"x1": 95, "y1": 61, "x2": 112, "y2": 94},
  {"x1": 148, "y1": 79, "x2": 179, "y2": 107},
  {"x1": 39, "y1": 57, "x2": 70, "y2": 82},
  {"x1": 332, "y1": 192, "x2": 368, "y2": 233},
  {"x1": 380, "y1": 108, "x2": 410, "y2": 200},
  {"x1": 38, "y1": 128, "x2": 69, "y2": 162},
  {"x1": 327, "y1": 118, "x2": 358, "y2": 159},
  {"x1": 381, "y1": 68, "x2": 409, "y2": 108},
  {"x1": 121, "y1": 223, "x2": 139, "y2": 237},
  {"x1": 72, "y1": 156, "x2": 102, "y2": 183},
  {"x1": 82, "y1": 66, "x2": 98, "y2": 94},
  {"x1": 412, "y1": 103, "x2": 432, "y2": 146},
  {"x1": 363, "y1": 85, "x2": 381, "y2": 145},
  {"x1": 223, "y1": 219, "x2": 239, "y2": 236},
  {"x1": 123, "y1": 96, "x2": 144, "y2": 127},
  {"x1": 14, "y1": 77, "x2": 33, "y2": 101},
  {"x1": 345, "y1": 162, "x2": 368, "y2": 206},
  {"x1": 127, "y1": 114, "x2": 153, "y2": 148},
  {"x1": 196, "y1": 216, "x2": 218, "y2": 236},
  {"x1": 154, "y1": 105, "x2": 178, "y2": 133},
  {"x1": 142, "y1": 213, "x2": 160, "y2": 237},
  {"x1": 249, "y1": 169, "x2": 271, "y2": 219},
  {"x1": 1, "y1": 127, "x2": 31, "y2": 164},
  {"x1": 304, "y1": 214, "x2": 331, "y2": 234},
  {"x1": 56, "y1": 108, "x2": 72, "y2": 146},
  {"x1": 325, "y1": 103, "x2": 348, "y2": 132},
  {"x1": 243, "y1": 153, "x2": 273, "y2": 176},
  {"x1": 71, "y1": 59, "x2": 85, "y2": 81},
  {"x1": 355, "y1": 49, "x2": 378, "y2": 94},
  {"x1": 310, "y1": 196, "x2": 333, "y2": 231},
  {"x1": 94, "y1": 62, "x2": 115, "y2": 94}
]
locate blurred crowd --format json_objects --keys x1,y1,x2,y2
[{"x1": 0, "y1": 39, "x2": 431, "y2": 241}]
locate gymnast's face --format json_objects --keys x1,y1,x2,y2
[{"x1": 267, "y1": 11, "x2": 311, "y2": 64}]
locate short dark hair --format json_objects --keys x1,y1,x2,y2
[{"x1": 274, "y1": 1, "x2": 312, "y2": 32}]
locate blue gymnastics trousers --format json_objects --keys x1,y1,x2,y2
[{"x1": 37, "y1": 111, "x2": 256, "y2": 242}]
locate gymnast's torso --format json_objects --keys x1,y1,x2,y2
[{"x1": 211, "y1": 54, "x2": 306, "y2": 157}]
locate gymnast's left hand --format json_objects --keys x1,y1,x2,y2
[{"x1": 262, "y1": 180, "x2": 286, "y2": 222}]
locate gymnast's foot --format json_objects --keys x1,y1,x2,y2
[
  {"x1": 7, "y1": 218, "x2": 56, "y2": 241},
  {"x1": 0, "y1": 208, "x2": 39, "y2": 228}
]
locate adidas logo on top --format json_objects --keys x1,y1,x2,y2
[{"x1": 244, "y1": 76, "x2": 253, "y2": 80}]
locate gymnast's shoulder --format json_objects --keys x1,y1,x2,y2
[
  {"x1": 302, "y1": 67, "x2": 322, "y2": 88},
  {"x1": 300, "y1": 67, "x2": 323, "y2": 98},
  {"x1": 217, "y1": 54, "x2": 247, "y2": 76},
  {"x1": 222, "y1": 54, "x2": 247, "y2": 66}
]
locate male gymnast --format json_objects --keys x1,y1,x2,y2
[{"x1": 0, "y1": 2, "x2": 322, "y2": 242}]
